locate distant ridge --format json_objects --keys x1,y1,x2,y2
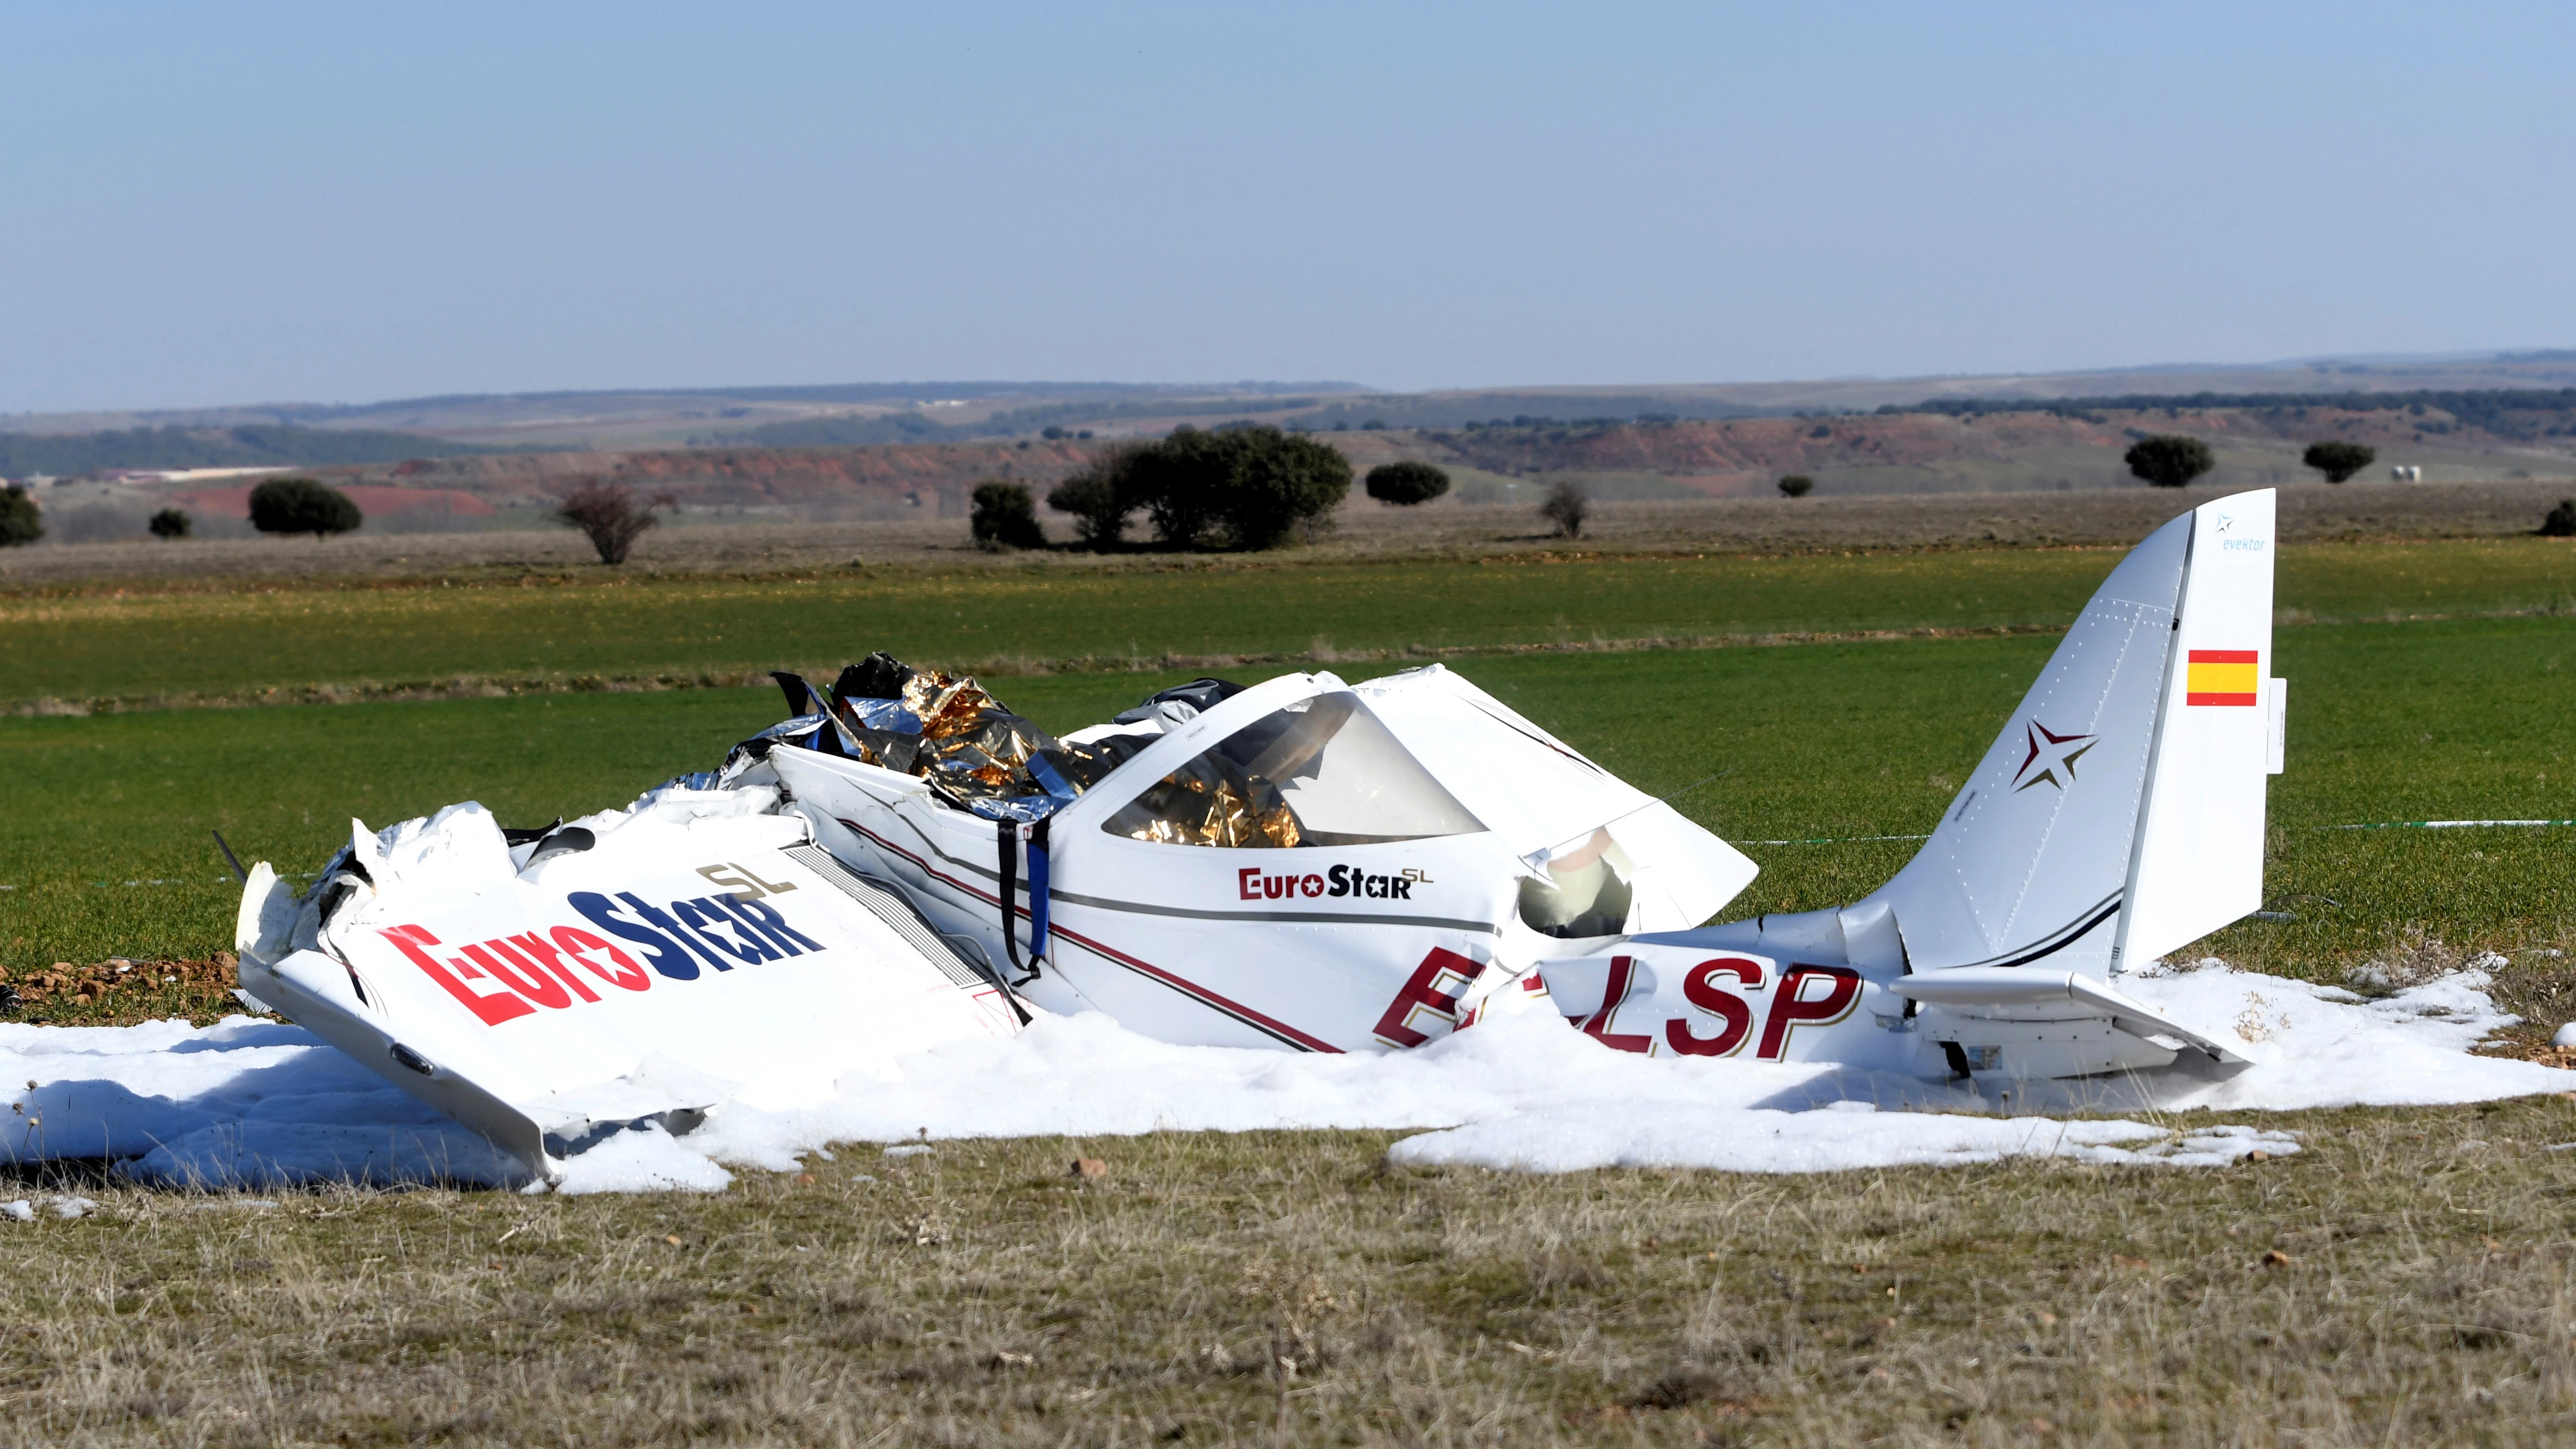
[
  {"x1": 229, "y1": 379, "x2": 1370, "y2": 427},
  {"x1": 10, "y1": 352, "x2": 2576, "y2": 455},
  {"x1": 0, "y1": 424, "x2": 515, "y2": 476}
]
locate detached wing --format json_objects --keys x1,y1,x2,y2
[{"x1": 238, "y1": 793, "x2": 1016, "y2": 1183}]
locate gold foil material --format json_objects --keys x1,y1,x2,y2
[
  {"x1": 902, "y1": 671, "x2": 1003, "y2": 743},
  {"x1": 1259, "y1": 803, "x2": 1302, "y2": 849},
  {"x1": 1107, "y1": 760, "x2": 1305, "y2": 848},
  {"x1": 827, "y1": 664, "x2": 1121, "y2": 814},
  {"x1": 823, "y1": 659, "x2": 1319, "y2": 844}
]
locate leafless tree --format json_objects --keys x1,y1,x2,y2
[
  {"x1": 555, "y1": 482, "x2": 676, "y2": 564},
  {"x1": 1539, "y1": 481, "x2": 1591, "y2": 539}
]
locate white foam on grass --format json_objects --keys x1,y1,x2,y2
[
  {"x1": 0, "y1": 966, "x2": 2563, "y2": 1190},
  {"x1": 553, "y1": 1122, "x2": 733, "y2": 1195},
  {"x1": 1388, "y1": 1105, "x2": 2298, "y2": 1173},
  {"x1": 2115, "y1": 962, "x2": 2574, "y2": 1111},
  {"x1": 0, "y1": 1195, "x2": 99, "y2": 1222}
]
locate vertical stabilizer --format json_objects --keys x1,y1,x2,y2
[
  {"x1": 2112, "y1": 489, "x2": 2279, "y2": 969},
  {"x1": 1860, "y1": 489, "x2": 2278, "y2": 979}
]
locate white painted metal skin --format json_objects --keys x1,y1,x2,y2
[
  {"x1": 1537, "y1": 489, "x2": 2282, "y2": 1085},
  {"x1": 768, "y1": 666, "x2": 1758, "y2": 1055},
  {"x1": 235, "y1": 791, "x2": 1019, "y2": 1184},
  {"x1": 223, "y1": 489, "x2": 2285, "y2": 1177}
]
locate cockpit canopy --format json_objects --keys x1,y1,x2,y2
[{"x1": 1102, "y1": 691, "x2": 1485, "y2": 848}]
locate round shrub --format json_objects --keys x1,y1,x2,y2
[
  {"x1": 1365, "y1": 461, "x2": 1450, "y2": 506},
  {"x1": 248, "y1": 477, "x2": 363, "y2": 538},
  {"x1": 0, "y1": 485, "x2": 41, "y2": 546},
  {"x1": 971, "y1": 480, "x2": 1046, "y2": 551}
]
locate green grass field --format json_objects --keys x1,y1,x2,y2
[
  {"x1": 3, "y1": 540, "x2": 2572, "y2": 1445},
  {"x1": 4, "y1": 616, "x2": 2566, "y2": 988},
  {"x1": 3, "y1": 539, "x2": 2567, "y2": 709}
]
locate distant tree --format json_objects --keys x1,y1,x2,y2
[
  {"x1": 248, "y1": 477, "x2": 363, "y2": 538},
  {"x1": 2301, "y1": 440, "x2": 2377, "y2": 483},
  {"x1": 1216, "y1": 429, "x2": 1352, "y2": 548},
  {"x1": 2123, "y1": 435, "x2": 2217, "y2": 489},
  {"x1": 1777, "y1": 474, "x2": 1815, "y2": 498},
  {"x1": 1120, "y1": 426, "x2": 1351, "y2": 551},
  {"x1": 1365, "y1": 460, "x2": 1450, "y2": 506},
  {"x1": 554, "y1": 481, "x2": 674, "y2": 564},
  {"x1": 2541, "y1": 499, "x2": 2576, "y2": 538},
  {"x1": 970, "y1": 480, "x2": 1046, "y2": 550},
  {"x1": 1539, "y1": 481, "x2": 1591, "y2": 538},
  {"x1": 1041, "y1": 426, "x2": 1066, "y2": 440},
  {"x1": 0, "y1": 485, "x2": 40, "y2": 546},
  {"x1": 148, "y1": 508, "x2": 192, "y2": 540},
  {"x1": 1124, "y1": 427, "x2": 1228, "y2": 548},
  {"x1": 1046, "y1": 444, "x2": 1146, "y2": 550}
]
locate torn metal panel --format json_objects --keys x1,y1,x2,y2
[{"x1": 237, "y1": 786, "x2": 1017, "y2": 1184}]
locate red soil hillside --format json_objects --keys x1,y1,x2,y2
[
  {"x1": 176, "y1": 483, "x2": 497, "y2": 519},
  {"x1": 338, "y1": 440, "x2": 1100, "y2": 518},
  {"x1": 1434, "y1": 414, "x2": 2112, "y2": 478},
  {"x1": 1424, "y1": 404, "x2": 2576, "y2": 495},
  {"x1": 239, "y1": 399, "x2": 2573, "y2": 526}
]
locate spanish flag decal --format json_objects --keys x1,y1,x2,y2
[{"x1": 2185, "y1": 650, "x2": 2259, "y2": 706}]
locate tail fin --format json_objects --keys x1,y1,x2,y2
[
  {"x1": 2112, "y1": 490, "x2": 2282, "y2": 968},
  {"x1": 1862, "y1": 489, "x2": 2279, "y2": 978}
]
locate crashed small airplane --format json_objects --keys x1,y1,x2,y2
[{"x1": 236, "y1": 489, "x2": 2286, "y2": 1183}]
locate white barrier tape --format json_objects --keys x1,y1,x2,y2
[{"x1": 2329, "y1": 820, "x2": 2576, "y2": 830}]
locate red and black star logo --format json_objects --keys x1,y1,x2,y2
[{"x1": 2011, "y1": 722, "x2": 2097, "y2": 793}]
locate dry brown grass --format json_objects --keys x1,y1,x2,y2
[
  {"x1": 4, "y1": 479, "x2": 2569, "y2": 593},
  {"x1": 2, "y1": 954, "x2": 242, "y2": 1027},
  {"x1": 7, "y1": 1105, "x2": 2576, "y2": 1446}
]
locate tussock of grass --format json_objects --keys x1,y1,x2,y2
[{"x1": 10, "y1": 1110, "x2": 2576, "y2": 1443}]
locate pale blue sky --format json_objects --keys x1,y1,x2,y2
[{"x1": 3, "y1": 1, "x2": 2569, "y2": 412}]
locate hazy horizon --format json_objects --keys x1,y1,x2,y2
[
  {"x1": 7, "y1": 1, "x2": 2570, "y2": 414},
  {"x1": 15, "y1": 344, "x2": 2576, "y2": 427}
]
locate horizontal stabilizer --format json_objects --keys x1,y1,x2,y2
[{"x1": 1890, "y1": 967, "x2": 2248, "y2": 1075}]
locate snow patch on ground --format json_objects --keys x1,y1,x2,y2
[{"x1": 0, "y1": 966, "x2": 2562, "y2": 1191}]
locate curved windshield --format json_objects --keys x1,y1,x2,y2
[{"x1": 1102, "y1": 692, "x2": 1485, "y2": 848}]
